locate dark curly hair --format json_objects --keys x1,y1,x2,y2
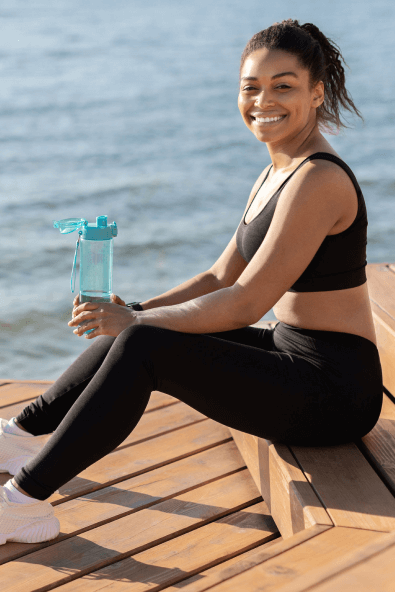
[{"x1": 240, "y1": 19, "x2": 363, "y2": 134}]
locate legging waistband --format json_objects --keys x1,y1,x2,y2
[{"x1": 275, "y1": 321, "x2": 378, "y2": 353}]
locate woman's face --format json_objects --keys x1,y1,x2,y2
[{"x1": 238, "y1": 48, "x2": 324, "y2": 145}]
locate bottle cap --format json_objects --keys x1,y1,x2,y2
[{"x1": 54, "y1": 216, "x2": 118, "y2": 240}]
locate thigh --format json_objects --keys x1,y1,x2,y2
[
  {"x1": 129, "y1": 324, "x2": 328, "y2": 444},
  {"x1": 203, "y1": 324, "x2": 277, "y2": 351}
]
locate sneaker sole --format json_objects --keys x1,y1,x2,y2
[{"x1": 0, "y1": 515, "x2": 60, "y2": 544}]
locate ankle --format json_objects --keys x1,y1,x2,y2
[
  {"x1": 14, "y1": 420, "x2": 28, "y2": 432},
  {"x1": 11, "y1": 478, "x2": 36, "y2": 499}
]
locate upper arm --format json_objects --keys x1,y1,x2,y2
[
  {"x1": 209, "y1": 166, "x2": 271, "y2": 287},
  {"x1": 233, "y1": 160, "x2": 349, "y2": 322}
]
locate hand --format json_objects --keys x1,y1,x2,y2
[
  {"x1": 69, "y1": 294, "x2": 136, "y2": 339},
  {"x1": 72, "y1": 293, "x2": 126, "y2": 308}
]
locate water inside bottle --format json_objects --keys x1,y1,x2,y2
[
  {"x1": 80, "y1": 291, "x2": 111, "y2": 303},
  {"x1": 79, "y1": 291, "x2": 111, "y2": 333}
]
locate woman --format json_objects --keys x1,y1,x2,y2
[{"x1": 0, "y1": 19, "x2": 383, "y2": 545}]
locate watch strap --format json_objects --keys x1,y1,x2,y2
[{"x1": 126, "y1": 302, "x2": 144, "y2": 311}]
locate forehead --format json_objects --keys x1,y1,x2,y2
[{"x1": 241, "y1": 48, "x2": 306, "y2": 79}]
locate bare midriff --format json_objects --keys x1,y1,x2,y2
[{"x1": 274, "y1": 282, "x2": 377, "y2": 346}]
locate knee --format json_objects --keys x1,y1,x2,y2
[{"x1": 113, "y1": 323, "x2": 157, "y2": 354}]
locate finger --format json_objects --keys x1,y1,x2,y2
[
  {"x1": 73, "y1": 295, "x2": 80, "y2": 307},
  {"x1": 84, "y1": 327, "x2": 100, "y2": 339},
  {"x1": 72, "y1": 301, "x2": 100, "y2": 318},
  {"x1": 72, "y1": 319, "x2": 99, "y2": 335},
  {"x1": 111, "y1": 294, "x2": 126, "y2": 306},
  {"x1": 69, "y1": 311, "x2": 96, "y2": 327}
]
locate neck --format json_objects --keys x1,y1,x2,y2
[{"x1": 265, "y1": 120, "x2": 327, "y2": 174}]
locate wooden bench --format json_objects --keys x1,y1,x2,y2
[{"x1": 177, "y1": 262, "x2": 395, "y2": 591}]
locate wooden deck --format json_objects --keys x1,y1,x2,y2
[
  {"x1": 1, "y1": 261, "x2": 395, "y2": 591},
  {"x1": 0, "y1": 378, "x2": 280, "y2": 591}
]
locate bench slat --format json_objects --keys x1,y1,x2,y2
[
  {"x1": 290, "y1": 441, "x2": 395, "y2": 531},
  {"x1": 230, "y1": 430, "x2": 332, "y2": 539}
]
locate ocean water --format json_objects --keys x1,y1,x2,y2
[{"x1": 1, "y1": 0, "x2": 394, "y2": 379}]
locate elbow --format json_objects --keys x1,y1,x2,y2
[{"x1": 230, "y1": 284, "x2": 262, "y2": 327}]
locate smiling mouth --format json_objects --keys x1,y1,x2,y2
[{"x1": 251, "y1": 115, "x2": 287, "y2": 124}]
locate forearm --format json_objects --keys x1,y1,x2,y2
[
  {"x1": 139, "y1": 270, "x2": 223, "y2": 311},
  {"x1": 135, "y1": 284, "x2": 255, "y2": 334}
]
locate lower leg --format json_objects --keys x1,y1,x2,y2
[
  {"x1": 14, "y1": 326, "x2": 156, "y2": 500},
  {"x1": 15, "y1": 335, "x2": 116, "y2": 435}
]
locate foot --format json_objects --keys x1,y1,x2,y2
[
  {"x1": 0, "y1": 486, "x2": 59, "y2": 544},
  {"x1": 0, "y1": 418, "x2": 45, "y2": 475}
]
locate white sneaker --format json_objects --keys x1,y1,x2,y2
[
  {"x1": 0, "y1": 418, "x2": 45, "y2": 475},
  {"x1": 0, "y1": 486, "x2": 60, "y2": 544}
]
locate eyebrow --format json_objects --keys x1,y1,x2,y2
[{"x1": 241, "y1": 71, "x2": 299, "y2": 81}]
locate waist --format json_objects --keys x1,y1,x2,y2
[
  {"x1": 273, "y1": 284, "x2": 377, "y2": 346},
  {"x1": 273, "y1": 321, "x2": 380, "y2": 376}
]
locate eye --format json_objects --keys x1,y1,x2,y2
[
  {"x1": 241, "y1": 85, "x2": 257, "y2": 92},
  {"x1": 276, "y1": 84, "x2": 291, "y2": 90}
]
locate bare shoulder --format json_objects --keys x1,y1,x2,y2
[{"x1": 282, "y1": 156, "x2": 358, "y2": 224}]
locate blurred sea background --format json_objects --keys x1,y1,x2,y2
[{"x1": 1, "y1": 0, "x2": 394, "y2": 380}]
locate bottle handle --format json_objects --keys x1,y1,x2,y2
[{"x1": 71, "y1": 231, "x2": 82, "y2": 293}]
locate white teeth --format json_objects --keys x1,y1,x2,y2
[{"x1": 255, "y1": 115, "x2": 284, "y2": 123}]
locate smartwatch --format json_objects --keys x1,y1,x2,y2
[{"x1": 125, "y1": 302, "x2": 144, "y2": 311}]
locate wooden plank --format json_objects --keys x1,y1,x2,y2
[
  {"x1": 0, "y1": 381, "x2": 176, "y2": 413},
  {"x1": 367, "y1": 263, "x2": 395, "y2": 321},
  {"x1": 230, "y1": 430, "x2": 260, "y2": 486},
  {"x1": 370, "y1": 301, "x2": 395, "y2": 397},
  {"x1": 53, "y1": 501, "x2": 278, "y2": 592},
  {"x1": 231, "y1": 430, "x2": 332, "y2": 539},
  {"x1": 47, "y1": 419, "x2": 232, "y2": 503},
  {"x1": 359, "y1": 392, "x2": 395, "y2": 496},
  {"x1": 273, "y1": 529, "x2": 395, "y2": 592},
  {"x1": 0, "y1": 382, "x2": 52, "y2": 408},
  {"x1": 169, "y1": 525, "x2": 329, "y2": 592},
  {"x1": 290, "y1": 441, "x2": 395, "y2": 531},
  {"x1": 0, "y1": 471, "x2": 263, "y2": 591},
  {"x1": 0, "y1": 440, "x2": 246, "y2": 565},
  {"x1": 175, "y1": 537, "x2": 282, "y2": 591},
  {"x1": 196, "y1": 527, "x2": 383, "y2": 592}
]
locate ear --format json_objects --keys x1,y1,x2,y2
[{"x1": 312, "y1": 80, "x2": 325, "y2": 108}]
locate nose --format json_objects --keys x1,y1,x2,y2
[{"x1": 254, "y1": 90, "x2": 275, "y2": 108}]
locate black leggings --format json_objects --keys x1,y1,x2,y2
[{"x1": 14, "y1": 322, "x2": 383, "y2": 500}]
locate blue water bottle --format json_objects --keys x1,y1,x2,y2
[{"x1": 53, "y1": 215, "x2": 118, "y2": 332}]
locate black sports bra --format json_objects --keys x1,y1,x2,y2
[{"x1": 235, "y1": 152, "x2": 368, "y2": 292}]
